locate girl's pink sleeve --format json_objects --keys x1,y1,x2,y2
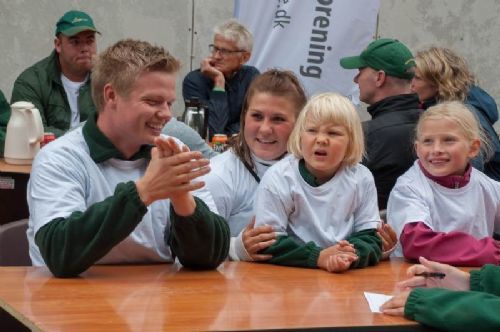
[{"x1": 400, "y1": 222, "x2": 500, "y2": 266}]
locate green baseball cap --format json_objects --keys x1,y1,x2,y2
[
  {"x1": 340, "y1": 38, "x2": 414, "y2": 79},
  {"x1": 55, "y1": 10, "x2": 99, "y2": 37}
]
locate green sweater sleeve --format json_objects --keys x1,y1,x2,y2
[
  {"x1": 470, "y1": 264, "x2": 500, "y2": 296},
  {"x1": 345, "y1": 228, "x2": 382, "y2": 268},
  {"x1": 260, "y1": 235, "x2": 321, "y2": 268},
  {"x1": 260, "y1": 230, "x2": 381, "y2": 269},
  {"x1": 35, "y1": 181, "x2": 147, "y2": 278},
  {"x1": 405, "y1": 287, "x2": 500, "y2": 331},
  {"x1": 168, "y1": 196, "x2": 230, "y2": 269}
]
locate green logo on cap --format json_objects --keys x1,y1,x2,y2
[
  {"x1": 71, "y1": 17, "x2": 88, "y2": 23},
  {"x1": 55, "y1": 10, "x2": 99, "y2": 37}
]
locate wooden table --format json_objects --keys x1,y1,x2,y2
[
  {"x1": 0, "y1": 260, "x2": 428, "y2": 331},
  {"x1": 0, "y1": 159, "x2": 32, "y2": 174}
]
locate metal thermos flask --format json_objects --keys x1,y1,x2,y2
[{"x1": 182, "y1": 98, "x2": 208, "y2": 139}]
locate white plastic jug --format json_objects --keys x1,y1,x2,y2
[{"x1": 4, "y1": 101, "x2": 44, "y2": 165}]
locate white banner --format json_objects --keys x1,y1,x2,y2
[{"x1": 234, "y1": 0, "x2": 380, "y2": 103}]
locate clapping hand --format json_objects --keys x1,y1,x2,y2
[{"x1": 135, "y1": 136, "x2": 210, "y2": 215}]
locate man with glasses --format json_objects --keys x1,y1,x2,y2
[{"x1": 183, "y1": 19, "x2": 259, "y2": 137}]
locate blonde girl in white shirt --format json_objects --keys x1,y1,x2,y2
[
  {"x1": 388, "y1": 101, "x2": 500, "y2": 265},
  {"x1": 251, "y1": 92, "x2": 382, "y2": 273}
]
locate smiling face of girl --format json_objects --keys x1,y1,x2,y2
[
  {"x1": 243, "y1": 92, "x2": 298, "y2": 161},
  {"x1": 416, "y1": 117, "x2": 480, "y2": 177}
]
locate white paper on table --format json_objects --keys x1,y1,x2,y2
[{"x1": 364, "y1": 292, "x2": 393, "y2": 313}]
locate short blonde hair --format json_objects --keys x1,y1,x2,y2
[
  {"x1": 91, "y1": 39, "x2": 180, "y2": 111},
  {"x1": 416, "y1": 101, "x2": 492, "y2": 160},
  {"x1": 214, "y1": 19, "x2": 253, "y2": 52},
  {"x1": 413, "y1": 47, "x2": 475, "y2": 102},
  {"x1": 288, "y1": 93, "x2": 364, "y2": 167}
]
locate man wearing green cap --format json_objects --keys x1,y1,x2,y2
[
  {"x1": 340, "y1": 38, "x2": 421, "y2": 211},
  {"x1": 8, "y1": 10, "x2": 98, "y2": 140},
  {"x1": 1, "y1": 10, "x2": 216, "y2": 158}
]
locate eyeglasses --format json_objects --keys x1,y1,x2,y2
[{"x1": 209, "y1": 44, "x2": 246, "y2": 56}]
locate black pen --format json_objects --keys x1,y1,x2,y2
[{"x1": 415, "y1": 272, "x2": 446, "y2": 279}]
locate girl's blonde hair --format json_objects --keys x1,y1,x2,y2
[
  {"x1": 288, "y1": 92, "x2": 364, "y2": 167},
  {"x1": 413, "y1": 47, "x2": 475, "y2": 102},
  {"x1": 416, "y1": 101, "x2": 492, "y2": 160}
]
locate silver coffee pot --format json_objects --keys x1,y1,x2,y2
[{"x1": 182, "y1": 98, "x2": 208, "y2": 139}]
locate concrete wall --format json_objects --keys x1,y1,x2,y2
[
  {"x1": 1, "y1": 0, "x2": 499, "y2": 119},
  {"x1": 0, "y1": 0, "x2": 232, "y2": 116},
  {"x1": 378, "y1": 0, "x2": 500, "y2": 130}
]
